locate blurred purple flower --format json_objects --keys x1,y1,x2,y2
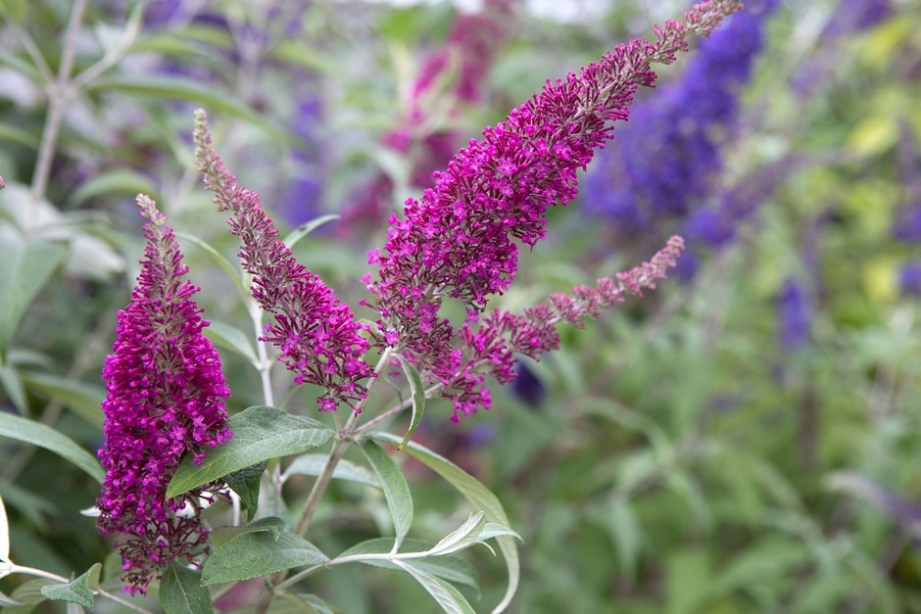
[
  {"x1": 583, "y1": 0, "x2": 777, "y2": 267},
  {"x1": 822, "y1": 0, "x2": 893, "y2": 38},
  {"x1": 510, "y1": 362, "x2": 546, "y2": 407},
  {"x1": 892, "y1": 201, "x2": 921, "y2": 243},
  {"x1": 829, "y1": 471, "x2": 921, "y2": 537},
  {"x1": 899, "y1": 261, "x2": 921, "y2": 297},
  {"x1": 777, "y1": 278, "x2": 813, "y2": 352},
  {"x1": 96, "y1": 195, "x2": 232, "y2": 595},
  {"x1": 277, "y1": 98, "x2": 325, "y2": 227}
]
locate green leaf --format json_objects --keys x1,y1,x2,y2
[
  {"x1": 0, "y1": 481, "x2": 55, "y2": 532},
  {"x1": 290, "y1": 594, "x2": 335, "y2": 614},
  {"x1": 369, "y1": 432, "x2": 518, "y2": 614},
  {"x1": 0, "y1": 47, "x2": 38, "y2": 81},
  {"x1": 83, "y1": 76, "x2": 285, "y2": 140},
  {"x1": 174, "y1": 232, "x2": 249, "y2": 304},
  {"x1": 2, "y1": 577, "x2": 56, "y2": 613},
  {"x1": 394, "y1": 560, "x2": 477, "y2": 614},
  {"x1": 0, "y1": 365, "x2": 26, "y2": 414},
  {"x1": 66, "y1": 169, "x2": 159, "y2": 208},
  {"x1": 334, "y1": 538, "x2": 479, "y2": 590},
  {"x1": 0, "y1": 0, "x2": 28, "y2": 25},
  {"x1": 357, "y1": 441, "x2": 413, "y2": 551},
  {"x1": 203, "y1": 321, "x2": 258, "y2": 365},
  {"x1": 222, "y1": 461, "x2": 267, "y2": 522},
  {"x1": 0, "y1": 589, "x2": 24, "y2": 607},
  {"x1": 167, "y1": 406, "x2": 333, "y2": 499},
  {"x1": 602, "y1": 498, "x2": 643, "y2": 580},
  {"x1": 282, "y1": 454, "x2": 380, "y2": 488},
  {"x1": 0, "y1": 123, "x2": 40, "y2": 149},
  {"x1": 40, "y1": 563, "x2": 100, "y2": 610},
  {"x1": 282, "y1": 214, "x2": 340, "y2": 250},
  {"x1": 0, "y1": 490, "x2": 9, "y2": 561},
  {"x1": 19, "y1": 372, "x2": 105, "y2": 428},
  {"x1": 0, "y1": 235, "x2": 67, "y2": 362},
  {"x1": 394, "y1": 355, "x2": 425, "y2": 448},
  {"x1": 202, "y1": 531, "x2": 328, "y2": 585},
  {"x1": 160, "y1": 562, "x2": 214, "y2": 614},
  {"x1": 210, "y1": 516, "x2": 287, "y2": 549},
  {"x1": 0, "y1": 413, "x2": 103, "y2": 484},
  {"x1": 475, "y1": 524, "x2": 521, "y2": 545},
  {"x1": 266, "y1": 40, "x2": 337, "y2": 75},
  {"x1": 127, "y1": 32, "x2": 221, "y2": 59},
  {"x1": 426, "y1": 512, "x2": 487, "y2": 557}
]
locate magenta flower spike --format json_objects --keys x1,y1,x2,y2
[
  {"x1": 96, "y1": 195, "x2": 232, "y2": 594},
  {"x1": 194, "y1": 111, "x2": 374, "y2": 412},
  {"x1": 364, "y1": 1, "x2": 741, "y2": 396},
  {"x1": 445, "y1": 237, "x2": 685, "y2": 420}
]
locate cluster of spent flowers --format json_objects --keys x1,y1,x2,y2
[
  {"x1": 96, "y1": 195, "x2": 232, "y2": 594},
  {"x1": 94, "y1": 0, "x2": 744, "y2": 593}
]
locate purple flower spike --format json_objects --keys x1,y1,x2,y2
[
  {"x1": 365, "y1": 1, "x2": 740, "y2": 391},
  {"x1": 96, "y1": 195, "x2": 232, "y2": 595},
  {"x1": 194, "y1": 111, "x2": 374, "y2": 412},
  {"x1": 444, "y1": 237, "x2": 684, "y2": 421}
]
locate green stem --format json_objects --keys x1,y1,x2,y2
[
  {"x1": 28, "y1": 0, "x2": 87, "y2": 231},
  {"x1": 253, "y1": 348, "x2": 393, "y2": 614}
]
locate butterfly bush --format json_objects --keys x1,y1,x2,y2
[
  {"x1": 84, "y1": 1, "x2": 746, "y2": 605},
  {"x1": 195, "y1": 116, "x2": 375, "y2": 412},
  {"x1": 185, "y1": 1, "x2": 740, "y2": 424},
  {"x1": 362, "y1": 0, "x2": 741, "y2": 417},
  {"x1": 96, "y1": 195, "x2": 232, "y2": 594}
]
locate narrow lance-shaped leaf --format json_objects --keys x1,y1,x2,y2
[
  {"x1": 282, "y1": 454, "x2": 380, "y2": 488},
  {"x1": 160, "y1": 562, "x2": 215, "y2": 614},
  {"x1": 174, "y1": 231, "x2": 250, "y2": 304},
  {"x1": 202, "y1": 320, "x2": 259, "y2": 366},
  {"x1": 424, "y1": 512, "x2": 487, "y2": 557},
  {"x1": 0, "y1": 491, "x2": 9, "y2": 561},
  {"x1": 202, "y1": 531, "x2": 328, "y2": 585},
  {"x1": 0, "y1": 235, "x2": 67, "y2": 362},
  {"x1": 358, "y1": 441, "x2": 413, "y2": 552},
  {"x1": 393, "y1": 560, "x2": 477, "y2": 614},
  {"x1": 369, "y1": 432, "x2": 518, "y2": 614},
  {"x1": 394, "y1": 354, "x2": 426, "y2": 448},
  {"x1": 332, "y1": 538, "x2": 479, "y2": 590},
  {"x1": 283, "y1": 214, "x2": 341, "y2": 250},
  {"x1": 209, "y1": 516, "x2": 287, "y2": 549},
  {"x1": 167, "y1": 406, "x2": 333, "y2": 499},
  {"x1": 0, "y1": 413, "x2": 104, "y2": 483}
]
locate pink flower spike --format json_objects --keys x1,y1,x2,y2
[
  {"x1": 96, "y1": 195, "x2": 232, "y2": 595},
  {"x1": 364, "y1": 0, "x2": 740, "y2": 393},
  {"x1": 194, "y1": 111, "x2": 374, "y2": 412},
  {"x1": 444, "y1": 237, "x2": 685, "y2": 420}
]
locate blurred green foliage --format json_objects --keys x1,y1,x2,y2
[{"x1": 1, "y1": 0, "x2": 921, "y2": 612}]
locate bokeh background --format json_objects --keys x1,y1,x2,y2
[{"x1": 1, "y1": 0, "x2": 921, "y2": 612}]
